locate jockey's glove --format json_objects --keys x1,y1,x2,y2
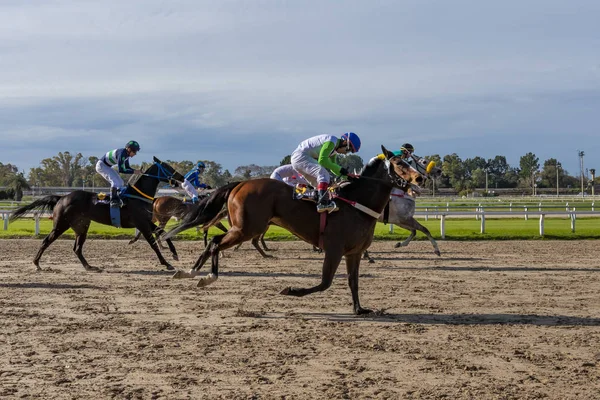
[{"x1": 192, "y1": 196, "x2": 199, "y2": 204}]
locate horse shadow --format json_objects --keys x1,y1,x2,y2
[
  {"x1": 0, "y1": 282, "x2": 103, "y2": 290},
  {"x1": 263, "y1": 312, "x2": 600, "y2": 326},
  {"x1": 377, "y1": 265, "x2": 600, "y2": 273}
]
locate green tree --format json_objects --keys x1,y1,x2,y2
[
  {"x1": 5, "y1": 172, "x2": 30, "y2": 201},
  {"x1": 338, "y1": 154, "x2": 364, "y2": 173},
  {"x1": 538, "y1": 158, "x2": 564, "y2": 189},
  {"x1": 280, "y1": 155, "x2": 291, "y2": 166},
  {"x1": 518, "y1": 152, "x2": 540, "y2": 190},
  {"x1": 442, "y1": 153, "x2": 467, "y2": 192}
]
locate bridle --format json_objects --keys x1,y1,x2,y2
[{"x1": 128, "y1": 161, "x2": 181, "y2": 202}]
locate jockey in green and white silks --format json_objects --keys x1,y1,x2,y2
[
  {"x1": 270, "y1": 164, "x2": 310, "y2": 187},
  {"x1": 95, "y1": 140, "x2": 142, "y2": 207},
  {"x1": 291, "y1": 133, "x2": 361, "y2": 213}
]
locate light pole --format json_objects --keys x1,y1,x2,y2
[
  {"x1": 578, "y1": 150, "x2": 585, "y2": 196},
  {"x1": 556, "y1": 162, "x2": 561, "y2": 196},
  {"x1": 591, "y1": 168, "x2": 596, "y2": 197},
  {"x1": 485, "y1": 168, "x2": 489, "y2": 193}
]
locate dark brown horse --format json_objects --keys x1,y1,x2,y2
[
  {"x1": 165, "y1": 146, "x2": 424, "y2": 314},
  {"x1": 128, "y1": 194, "x2": 228, "y2": 250},
  {"x1": 10, "y1": 157, "x2": 184, "y2": 271}
]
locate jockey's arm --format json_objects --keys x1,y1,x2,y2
[
  {"x1": 118, "y1": 152, "x2": 135, "y2": 174},
  {"x1": 317, "y1": 141, "x2": 342, "y2": 176}
]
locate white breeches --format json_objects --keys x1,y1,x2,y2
[
  {"x1": 181, "y1": 180, "x2": 199, "y2": 198},
  {"x1": 96, "y1": 161, "x2": 124, "y2": 189},
  {"x1": 291, "y1": 151, "x2": 331, "y2": 187}
]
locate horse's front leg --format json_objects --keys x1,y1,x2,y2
[
  {"x1": 345, "y1": 252, "x2": 372, "y2": 315},
  {"x1": 139, "y1": 222, "x2": 174, "y2": 270},
  {"x1": 154, "y1": 224, "x2": 179, "y2": 261},
  {"x1": 280, "y1": 246, "x2": 343, "y2": 300}
]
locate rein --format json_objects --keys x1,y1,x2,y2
[{"x1": 128, "y1": 161, "x2": 180, "y2": 202}]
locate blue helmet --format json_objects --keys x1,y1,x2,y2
[
  {"x1": 341, "y1": 132, "x2": 361, "y2": 153},
  {"x1": 196, "y1": 161, "x2": 206, "y2": 169}
]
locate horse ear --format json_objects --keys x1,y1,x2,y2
[
  {"x1": 153, "y1": 156, "x2": 161, "y2": 163},
  {"x1": 381, "y1": 145, "x2": 395, "y2": 160}
]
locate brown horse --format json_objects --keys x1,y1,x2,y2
[
  {"x1": 165, "y1": 146, "x2": 424, "y2": 314},
  {"x1": 128, "y1": 195, "x2": 228, "y2": 251}
]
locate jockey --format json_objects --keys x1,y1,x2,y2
[
  {"x1": 96, "y1": 140, "x2": 142, "y2": 207},
  {"x1": 396, "y1": 143, "x2": 415, "y2": 160},
  {"x1": 270, "y1": 164, "x2": 310, "y2": 187},
  {"x1": 291, "y1": 132, "x2": 361, "y2": 213},
  {"x1": 182, "y1": 161, "x2": 209, "y2": 203}
]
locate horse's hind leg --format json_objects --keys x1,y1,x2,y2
[
  {"x1": 395, "y1": 219, "x2": 441, "y2": 256},
  {"x1": 33, "y1": 218, "x2": 71, "y2": 271},
  {"x1": 196, "y1": 227, "x2": 251, "y2": 287},
  {"x1": 139, "y1": 221, "x2": 174, "y2": 271},
  {"x1": 363, "y1": 250, "x2": 375, "y2": 264},
  {"x1": 71, "y1": 220, "x2": 101, "y2": 272},
  {"x1": 251, "y1": 235, "x2": 273, "y2": 258},
  {"x1": 280, "y1": 247, "x2": 344, "y2": 299}
]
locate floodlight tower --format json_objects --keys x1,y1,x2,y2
[{"x1": 591, "y1": 168, "x2": 596, "y2": 197}]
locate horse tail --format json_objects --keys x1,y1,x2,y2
[
  {"x1": 163, "y1": 181, "x2": 242, "y2": 239},
  {"x1": 9, "y1": 195, "x2": 62, "y2": 221}
]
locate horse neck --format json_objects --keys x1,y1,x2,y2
[
  {"x1": 129, "y1": 172, "x2": 160, "y2": 198},
  {"x1": 339, "y1": 160, "x2": 393, "y2": 212}
]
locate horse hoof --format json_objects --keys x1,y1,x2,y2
[
  {"x1": 197, "y1": 273, "x2": 217, "y2": 287},
  {"x1": 280, "y1": 287, "x2": 291, "y2": 295},
  {"x1": 165, "y1": 264, "x2": 175, "y2": 271},
  {"x1": 394, "y1": 242, "x2": 403, "y2": 248},
  {"x1": 86, "y1": 266, "x2": 103, "y2": 273},
  {"x1": 435, "y1": 251, "x2": 441, "y2": 257},
  {"x1": 172, "y1": 255, "x2": 179, "y2": 261},
  {"x1": 128, "y1": 240, "x2": 134, "y2": 245},
  {"x1": 368, "y1": 258, "x2": 375, "y2": 264},
  {"x1": 355, "y1": 307, "x2": 373, "y2": 315}
]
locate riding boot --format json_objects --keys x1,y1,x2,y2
[
  {"x1": 316, "y1": 187, "x2": 337, "y2": 213},
  {"x1": 110, "y1": 187, "x2": 122, "y2": 208}
]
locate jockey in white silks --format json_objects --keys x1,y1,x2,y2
[
  {"x1": 95, "y1": 140, "x2": 143, "y2": 207},
  {"x1": 270, "y1": 164, "x2": 310, "y2": 187},
  {"x1": 290, "y1": 132, "x2": 361, "y2": 213}
]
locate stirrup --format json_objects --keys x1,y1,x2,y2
[
  {"x1": 316, "y1": 201, "x2": 338, "y2": 213},
  {"x1": 110, "y1": 198, "x2": 123, "y2": 208}
]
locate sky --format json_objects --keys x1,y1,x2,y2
[{"x1": 1, "y1": 0, "x2": 599, "y2": 177}]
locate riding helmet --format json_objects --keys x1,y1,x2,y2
[
  {"x1": 341, "y1": 132, "x2": 361, "y2": 153},
  {"x1": 126, "y1": 140, "x2": 141, "y2": 152},
  {"x1": 197, "y1": 161, "x2": 206, "y2": 169},
  {"x1": 401, "y1": 143, "x2": 414, "y2": 153}
]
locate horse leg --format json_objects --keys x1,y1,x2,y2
[
  {"x1": 196, "y1": 227, "x2": 251, "y2": 287},
  {"x1": 280, "y1": 247, "x2": 343, "y2": 299},
  {"x1": 412, "y1": 219, "x2": 441, "y2": 256},
  {"x1": 395, "y1": 219, "x2": 441, "y2": 256},
  {"x1": 139, "y1": 221, "x2": 174, "y2": 270},
  {"x1": 33, "y1": 219, "x2": 71, "y2": 271},
  {"x1": 71, "y1": 220, "x2": 102, "y2": 272},
  {"x1": 345, "y1": 253, "x2": 372, "y2": 315},
  {"x1": 251, "y1": 236, "x2": 273, "y2": 258},
  {"x1": 362, "y1": 250, "x2": 375, "y2": 264},
  {"x1": 154, "y1": 224, "x2": 179, "y2": 261},
  {"x1": 259, "y1": 232, "x2": 270, "y2": 251},
  {"x1": 128, "y1": 229, "x2": 143, "y2": 245},
  {"x1": 394, "y1": 228, "x2": 416, "y2": 248}
]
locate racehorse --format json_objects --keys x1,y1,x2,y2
[
  {"x1": 127, "y1": 194, "x2": 229, "y2": 250},
  {"x1": 363, "y1": 154, "x2": 444, "y2": 262},
  {"x1": 10, "y1": 157, "x2": 184, "y2": 272},
  {"x1": 165, "y1": 146, "x2": 425, "y2": 314}
]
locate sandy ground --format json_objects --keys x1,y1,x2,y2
[{"x1": 0, "y1": 238, "x2": 599, "y2": 399}]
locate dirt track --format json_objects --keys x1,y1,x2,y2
[{"x1": 1, "y1": 239, "x2": 599, "y2": 399}]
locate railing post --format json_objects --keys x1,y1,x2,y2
[
  {"x1": 446, "y1": 202, "x2": 449, "y2": 212},
  {"x1": 571, "y1": 211, "x2": 576, "y2": 233},
  {"x1": 538, "y1": 202, "x2": 542, "y2": 212},
  {"x1": 480, "y1": 212, "x2": 485, "y2": 234},
  {"x1": 425, "y1": 207, "x2": 429, "y2": 221},
  {"x1": 388, "y1": 224, "x2": 394, "y2": 234},
  {"x1": 440, "y1": 215, "x2": 446, "y2": 239},
  {"x1": 509, "y1": 202, "x2": 512, "y2": 212},
  {"x1": 524, "y1": 206, "x2": 528, "y2": 221},
  {"x1": 35, "y1": 213, "x2": 40, "y2": 236},
  {"x1": 3, "y1": 213, "x2": 8, "y2": 231},
  {"x1": 593, "y1": 202, "x2": 595, "y2": 212},
  {"x1": 539, "y1": 214, "x2": 545, "y2": 236}
]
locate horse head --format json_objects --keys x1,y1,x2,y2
[
  {"x1": 381, "y1": 145, "x2": 425, "y2": 188},
  {"x1": 148, "y1": 156, "x2": 185, "y2": 185},
  {"x1": 411, "y1": 154, "x2": 442, "y2": 179}
]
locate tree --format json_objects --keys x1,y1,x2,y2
[
  {"x1": 442, "y1": 153, "x2": 467, "y2": 192},
  {"x1": 5, "y1": 172, "x2": 30, "y2": 201},
  {"x1": 518, "y1": 152, "x2": 540, "y2": 190},
  {"x1": 539, "y1": 158, "x2": 564, "y2": 189},
  {"x1": 0, "y1": 162, "x2": 19, "y2": 185},
  {"x1": 486, "y1": 156, "x2": 510, "y2": 188},
  {"x1": 280, "y1": 155, "x2": 291, "y2": 166},
  {"x1": 338, "y1": 154, "x2": 364, "y2": 173}
]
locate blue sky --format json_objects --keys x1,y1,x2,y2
[{"x1": 1, "y1": 0, "x2": 599, "y2": 177}]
